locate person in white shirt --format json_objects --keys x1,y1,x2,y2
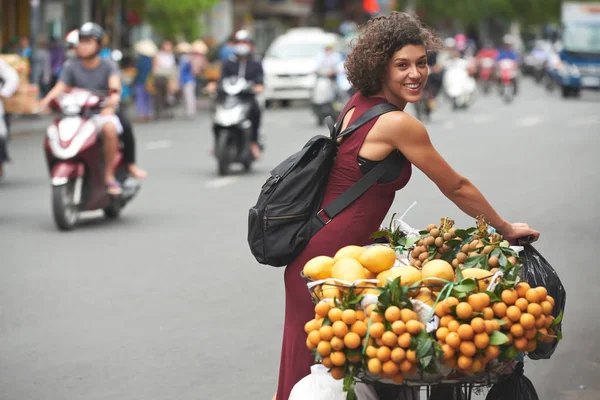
[{"x1": 0, "y1": 58, "x2": 19, "y2": 177}]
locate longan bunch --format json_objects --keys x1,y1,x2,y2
[
  {"x1": 305, "y1": 302, "x2": 368, "y2": 380},
  {"x1": 434, "y1": 293, "x2": 502, "y2": 375},
  {"x1": 452, "y1": 233, "x2": 518, "y2": 270},
  {"x1": 410, "y1": 224, "x2": 459, "y2": 269},
  {"x1": 494, "y1": 282, "x2": 557, "y2": 353},
  {"x1": 363, "y1": 304, "x2": 425, "y2": 384}
]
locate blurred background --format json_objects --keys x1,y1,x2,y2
[{"x1": 1, "y1": 1, "x2": 599, "y2": 400}]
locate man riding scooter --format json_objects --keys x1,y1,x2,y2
[
  {"x1": 209, "y1": 30, "x2": 264, "y2": 160},
  {"x1": 495, "y1": 35, "x2": 521, "y2": 95},
  {"x1": 40, "y1": 22, "x2": 146, "y2": 194}
]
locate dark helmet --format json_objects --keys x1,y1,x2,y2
[{"x1": 79, "y1": 22, "x2": 104, "y2": 44}]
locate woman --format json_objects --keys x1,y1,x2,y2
[
  {"x1": 275, "y1": 12, "x2": 539, "y2": 400},
  {"x1": 176, "y1": 42, "x2": 196, "y2": 118},
  {"x1": 133, "y1": 39, "x2": 157, "y2": 121},
  {"x1": 32, "y1": 35, "x2": 52, "y2": 97},
  {"x1": 153, "y1": 40, "x2": 177, "y2": 119}
]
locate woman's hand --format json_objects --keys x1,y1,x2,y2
[{"x1": 498, "y1": 222, "x2": 540, "y2": 243}]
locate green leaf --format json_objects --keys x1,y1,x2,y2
[
  {"x1": 343, "y1": 373, "x2": 355, "y2": 393},
  {"x1": 490, "y1": 248, "x2": 502, "y2": 258},
  {"x1": 485, "y1": 291, "x2": 501, "y2": 303},
  {"x1": 323, "y1": 318, "x2": 333, "y2": 327},
  {"x1": 370, "y1": 230, "x2": 390, "y2": 240},
  {"x1": 445, "y1": 239, "x2": 463, "y2": 248},
  {"x1": 499, "y1": 252, "x2": 508, "y2": 267},
  {"x1": 495, "y1": 318, "x2": 507, "y2": 326},
  {"x1": 552, "y1": 310, "x2": 564, "y2": 326},
  {"x1": 420, "y1": 355, "x2": 433, "y2": 370},
  {"x1": 416, "y1": 337, "x2": 433, "y2": 359},
  {"x1": 453, "y1": 278, "x2": 477, "y2": 293},
  {"x1": 378, "y1": 291, "x2": 391, "y2": 305},
  {"x1": 464, "y1": 255, "x2": 484, "y2": 269},
  {"x1": 405, "y1": 236, "x2": 422, "y2": 248},
  {"x1": 557, "y1": 329, "x2": 563, "y2": 341},
  {"x1": 503, "y1": 345, "x2": 519, "y2": 360},
  {"x1": 489, "y1": 330, "x2": 510, "y2": 345},
  {"x1": 455, "y1": 266, "x2": 464, "y2": 282}
]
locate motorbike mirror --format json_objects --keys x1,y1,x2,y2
[{"x1": 111, "y1": 49, "x2": 123, "y2": 63}]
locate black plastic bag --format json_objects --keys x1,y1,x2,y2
[
  {"x1": 520, "y1": 244, "x2": 566, "y2": 360},
  {"x1": 485, "y1": 362, "x2": 539, "y2": 400}
]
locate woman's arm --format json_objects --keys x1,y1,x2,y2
[{"x1": 379, "y1": 112, "x2": 539, "y2": 241}]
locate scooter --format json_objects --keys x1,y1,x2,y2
[
  {"x1": 443, "y1": 58, "x2": 477, "y2": 110},
  {"x1": 498, "y1": 59, "x2": 518, "y2": 104},
  {"x1": 44, "y1": 89, "x2": 140, "y2": 231},
  {"x1": 478, "y1": 57, "x2": 496, "y2": 94},
  {"x1": 211, "y1": 76, "x2": 255, "y2": 176}
]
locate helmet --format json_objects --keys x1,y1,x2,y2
[
  {"x1": 234, "y1": 29, "x2": 252, "y2": 42},
  {"x1": 79, "y1": 22, "x2": 104, "y2": 44},
  {"x1": 65, "y1": 29, "x2": 79, "y2": 48},
  {"x1": 444, "y1": 37, "x2": 456, "y2": 48},
  {"x1": 503, "y1": 34, "x2": 514, "y2": 46}
]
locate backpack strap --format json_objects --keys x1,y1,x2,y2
[
  {"x1": 317, "y1": 150, "x2": 403, "y2": 224},
  {"x1": 335, "y1": 102, "x2": 399, "y2": 140}
]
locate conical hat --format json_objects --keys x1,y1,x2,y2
[
  {"x1": 134, "y1": 39, "x2": 158, "y2": 57},
  {"x1": 191, "y1": 40, "x2": 208, "y2": 55}
]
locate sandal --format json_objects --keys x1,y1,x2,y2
[{"x1": 106, "y1": 180, "x2": 123, "y2": 196}]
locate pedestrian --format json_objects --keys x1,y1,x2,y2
[
  {"x1": 274, "y1": 12, "x2": 540, "y2": 400},
  {"x1": 153, "y1": 40, "x2": 177, "y2": 119},
  {"x1": 176, "y1": 42, "x2": 197, "y2": 119},
  {"x1": 191, "y1": 39, "x2": 208, "y2": 103},
  {"x1": 133, "y1": 39, "x2": 157, "y2": 122},
  {"x1": 0, "y1": 58, "x2": 20, "y2": 178},
  {"x1": 31, "y1": 35, "x2": 52, "y2": 97},
  {"x1": 49, "y1": 37, "x2": 65, "y2": 87}
]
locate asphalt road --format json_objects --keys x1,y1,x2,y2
[{"x1": 1, "y1": 80, "x2": 599, "y2": 400}]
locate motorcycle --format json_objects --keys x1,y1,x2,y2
[
  {"x1": 44, "y1": 89, "x2": 140, "y2": 231},
  {"x1": 310, "y1": 70, "x2": 339, "y2": 126},
  {"x1": 498, "y1": 59, "x2": 518, "y2": 104},
  {"x1": 478, "y1": 57, "x2": 496, "y2": 94},
  {"x1": 443, "y1": 58, "x2": 477, "y2": 110},
  {"x1": 211, "y1": 76, "x2": 256, "y2": 176}
]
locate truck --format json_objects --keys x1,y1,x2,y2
[{"x1": 556, "y1": 2, "x2": 600, "y2": 97}]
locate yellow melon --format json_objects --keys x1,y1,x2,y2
[
  {"x1": 422, "y1": 260, "x2": 455, "y2": 290},
  {"x1": 413, "y1": 287, "x2": 436, "y2": 306},
  {"x1": 461, "y1": 268, "x2": 494, "y2": 292},
  {"x1": 389, "y1": 265, "x2": 423, "y2": 287},
  {"x1": 303, "y1": 256, "x2": 335, "y2": 281},
  {"x1": 322, "y1": 280, "x2": 341, "y2": 299},
  {"x1": 359, "y1": 245, "x2": 397, "y2": 274},
  {"x1": 377, "y1": 270, "x2": 394, "y2": 287},
  {"x1": 334, "y1": 245, "x2": 367, "y2": 261},
  {"x1": 331, "y1": 257, "x2": 367, "y2": 284}
]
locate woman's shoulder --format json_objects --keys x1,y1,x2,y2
[{"x1": 374, "y1": 108, "x2": 427, "y2": 143}]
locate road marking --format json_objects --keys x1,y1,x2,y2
[
  {"x1": 205, "y1": 176, "x2": 240, "y2": 188},
  {"x1": 145, "y1": 140, "x2": 172, "y2": 150},
  {"x1": 516, "y1": 116, "x2": 544, "y2": 127}
]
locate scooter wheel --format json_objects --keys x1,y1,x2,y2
[{"x1": 52, "y1": 182, "x2": 78, "y2": 231}]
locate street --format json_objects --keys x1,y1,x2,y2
[{"x1": 1, "y1": 80, "x2": 599, "y2": 400}]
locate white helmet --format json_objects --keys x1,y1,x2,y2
[
  {"x1": 444, "y1": 37, "x2": 456, "y2": 48},
  {"x1": 65, "y1": 29, "x2": 79, "y2": 48},
  {"x1": 503, "y1": 34, "x2": 515, "y2": 46},
  {"x1": 234, "y1": 29, "x2": 252, "y2": 42}
]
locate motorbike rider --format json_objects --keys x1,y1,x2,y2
[
  {"x1": 495, "y1": 35, "x2": 521, "y2": 93},
  {"x1": 209, "y1": 29, "x2": 264, "y2": 160},
  {"x1": 0, "y1": 58, "x2": 19, "y2": 178},
  {"x1": 39, "y1": 22, "x2": 147, "y2": 195}
]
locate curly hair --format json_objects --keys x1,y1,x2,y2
[{"x1": 345, "y1": 12, "x2": 442, "y2": 97}]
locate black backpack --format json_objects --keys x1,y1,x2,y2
[{"x1": 247, "y1": 102, "x2": 402, "y2": 267}]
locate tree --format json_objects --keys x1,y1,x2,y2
[{"x1": 140, "y1": 0, "x2": 221, "y2": 40}]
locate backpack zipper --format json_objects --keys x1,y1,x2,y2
[{"x1": 264, "y1": 212, "x2": 307, "y2": 229}]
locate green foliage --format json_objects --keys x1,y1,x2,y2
[{"x1": 144, "y1": 0, "x2": 220, "y2": 40}]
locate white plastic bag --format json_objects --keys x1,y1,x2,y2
[{"x1": 288, "y1": 364, "x2": 346, "y2": 400}]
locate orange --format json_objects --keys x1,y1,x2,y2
[
  {"x1": 369, "y1": 322, "x2": 385, "y2": 339},
  {"x1": 330, "y1": 366, "x2": 345, "y2": 380},
  {"x1": 365, "y1": 304, "x2": 376, "y2": 317},
  {"x1": 319, "y1": 325, "x2": 334, "y2": 341},
  {"x1": 377, "y1": 346, "x2": 392, "y2": 362},
  {"x1": 526, "y1": 339, "x2": 537, "y2": 353},
  {"x1": 342, "y1": 309, "x2": 357, "y2": 325},
  {"x1": 382, "y1": 331, "x2": 398, "y2": 347},
  {"x1": 356, "y1": 310, "x2": 366, "y2": 321},
  {"x1": 444, "y1": 358, "x2": 458, "y2": 369},
  {"x1": 344, "y1": 332, "x2": 361, "y2": 349},
  {"x1": 510, "y1": 323, "x2": 524, "y2": 338},
  {"x1": 317, "y1": 341, "x2": 332, "y2": 357},
  {"x1": 331, "y1": 351, "x2": 347, "y2": 366},
  {"x1": 456, "y1": 303, "x2": 473, "y2": 319},
  {"x1": 471, "y1": 317, "x2": 486, "y2": 334},
  {"x1": 474, "y1": 332, "x2": 490, "y2": 349},
  {"x1": 391, "y1": 320, "x2": 406, "y2": 336},
  {"x1": 442, "y1": 343, "x2": 455, "y2": 360},
  {"x1": 331, "y1": 336, "x2": 345, "y2": 351},
  {"x1": 382, "y1": 360, "x2": 400, "y2": 377},
  {"x1": 468, "y1": 293, "x2": 490, "y2": 312},
  {"x1": 443, "y1": 297, "x2": 460, "y2": 315},
  {"x1": 332, "y1": 321, "x2": 349, "y2": 338},
  {"x1": 524, "y1": 328, "x2": 538, "y2": 340},
  {"x1": 493, "y1": 302, "x2": 507, "y2": 318},
  {"x1": 460, "y1": 341, "x2": 476, "y2": 357},
  {"x1": 351, "y1": 320, "x2": 367, "y2": 337},
  {"x1": 435, "y1": 302, "x2": 446, "y2": 317},
  {"x1": 371, "y1": 310, "x2": 385, "y2": 323},
  {"x1": 400, "y1": 309, "x2": 418, "y2": 323},
  {"x1": 436, "y1": 327, "x2": 450, "y2": 342},
  {"x1": 483, "y1": 307, "x2": 494, "y2": 320},
  {"x1": 535, "y1": 286, "x2": 548, "y2": 300},
  {"x1": 322, "y1": 356, "x2": 333, "y2": 368},
  {"x1": 505, "y1": 333, "x2": 514, "y2": 345},
  {"x1": 362, "y1": 337, "x2": 374, "y2": 348},
  {"x1": 485, "y1": 345, "x2": 500, "y2": 361},
  {"x1": 448, "y1": 320, "x2": 460, "y2": 333},
  {"x1": 501, "y1": 289, "x2": 518, "y2": 305},
  {"x1": 398, "y1": 332, "x2": 412, "y2": 349},
  {"x1": 368, "y1": 358, "x2": 382, "y2": 375},
  {"x1": 457, "y1": 355, "x2": 473, "y2": 370},
  {"x1": 306, "y1": 337, "x2": 316, "y2": 350},
  {"x1": 347, "y1": 352, "x2": 362, "y2": 364},
  {"x1": 471, "y1": 357, "x2": 485, "y2": 374},
  {"x1": 541, "y1": 301, "x2": 553, "y2": 316},
  {"x1": 520, "y1": 313, "x2": 536, "y2": 330},
  {"x1": 406, "y1": 320, "x2": 423, "y2": 335},
  {"x1": 515, "y1": 298, "x2": 529, "y2": 312},
  {"x1": 308, "y1": 330, "x2": 321, "y2": 346},
  {"x1": 304, "y1": 319, "x2": 319, "y2": 334},
  {"x1": 440, "y1": 315, "x2": 454, "y2": 328},
  {"x1": 525, "y1": 288, "x2": 540, "y2": 304},
  {"x1": 385, "y1": 306, "x2": 402, "y2": 323},
  {"x1": 315, "y1": 302, "x2": 332, "y2": 318},
  {"x1": 546, "y1": 295, "x2": 555, "y2": 307},
  {"x1": 527, "y1": 303, "x2": 543, "y2": 319},
  {"x1": 501, "y1": 316, "x2": 513, "y2": 330},
  {"x1": 366, "y1": 345, "x2": 378, "y2": 358},
  {"x1": 535, "y1": 315, "x2": 546, "y2": 329},
  {"x1": 484, "y1": 320, "x2": 495, "y2": 335},
  {"x1": 391, "y1": 347, "x2": 406, "y2": 363},
  {"x1": 545, "y1": 316, "x2": 554, "y2": 328},
  {"x1": 458, "y1": 324, "x2": 474, "y2": 340},
  {"x1": 399, "y1": 359, "x2": 414, "y2": 373},
  {"x1": 514, "y1": 337, "x2": 528, "y2": 351},
  {"x1": 406, "y1": 349, "x2": 417, "y2": 363},
  {"x1": 392, "y1": 373, "x2": 404, "y2": 384},
  {"x1": 446, "y1": 332, "x2": 461, "y2": 349},
  {"x1": 515, "y1": 282, "x2": 531, "y2": 298},
  {"x1": 328, "y1": 308, "x2": 343, "y2": 322},
  {"x1": 507, "y1": 306, "x2": 522, "y2": 322}
]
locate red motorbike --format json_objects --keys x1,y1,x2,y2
[
  {"x1": 498, "y1": 59, "x2": 518, "y2": 104},
  {"x1": 43, "y1": 89, "x2": 140, "y2": 231},
  {"x1": 478, "y1": 57, "x2": 496, "y2": 94}
]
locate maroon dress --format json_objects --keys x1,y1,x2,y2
[{"x1": 275, "y1": 93, "x2": 413, "y2": 400}]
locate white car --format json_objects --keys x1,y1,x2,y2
[{"x1": 263, "y1": 29, "x2": 341, "y2": 106}]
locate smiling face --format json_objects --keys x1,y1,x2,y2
[{"x1": 382, "y1": 44, "x2": 428, "y2": 106}]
